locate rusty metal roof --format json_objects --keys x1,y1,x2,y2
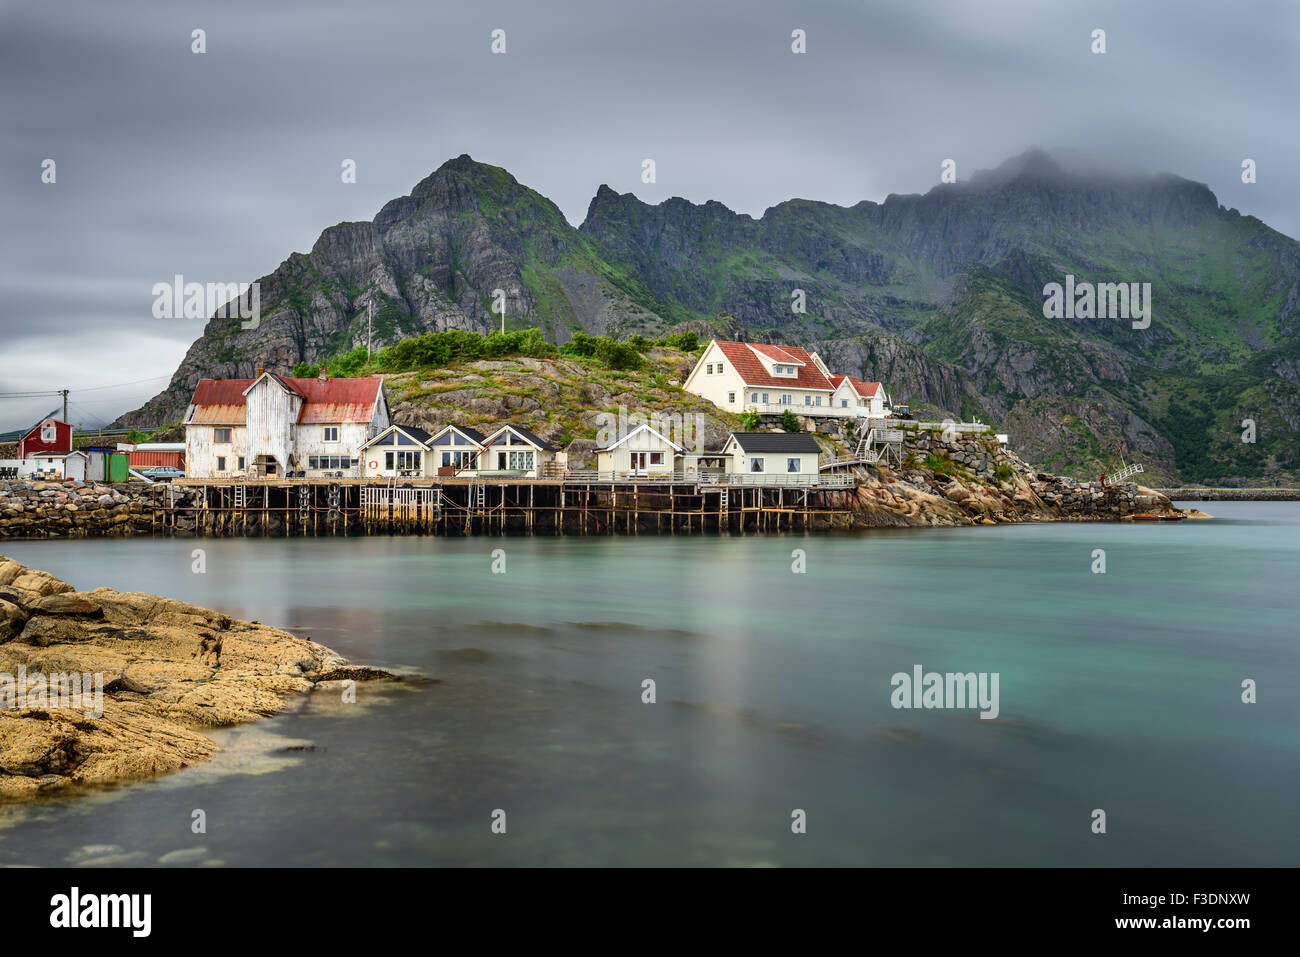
[{"x1": 186, "y1": 377, "x2": 383, "y2": 425}]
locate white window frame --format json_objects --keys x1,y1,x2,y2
[
  {"x1": 749, "y1": 456, "x2": 764, "y2": 473},
  {"x1": 323, "y1": 426, "x2": 340, "y2": 443},
  {"x1": 213, "y1": 427, "x2": 231, "y2": 444},
  {"x1": 787, "y1": 458, "x2": 801, "y2": 473}
]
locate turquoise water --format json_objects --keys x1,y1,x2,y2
[{"x1": 1, "y1": 501, "x2": 1296, "y2": 866}]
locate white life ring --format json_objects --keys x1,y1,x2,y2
[{"x1": 368, "y1": 460, "x2": 378, "y2": 469}]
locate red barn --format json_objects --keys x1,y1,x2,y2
[{"x1": 18, "y1": 418, "x2": 73, "y2": 458}]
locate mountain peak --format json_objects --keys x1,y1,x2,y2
[{"x1": 970, "y1": 148, "x2": 1064, "y2": 186}]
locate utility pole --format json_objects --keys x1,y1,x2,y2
[{"x1": 60, "y1": 389, "x2": 68, "y2": 423}]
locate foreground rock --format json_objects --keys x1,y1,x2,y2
[{"x1": 0, "y1": 556, "x2": 392, "y2": 796}]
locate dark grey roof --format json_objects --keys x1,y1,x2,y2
[
  {"x1": 728, "y1": 432, "x2": 822, "y2": 454},
  {"x1": 444, "y1": 424, "x2": 486, "y2": 443},
  {"x1": 499, "y1": 425, "x2": 557, "y2": 451},
  {"x1": 393, "y1": 424, "x2": 433, "y2": 443}
]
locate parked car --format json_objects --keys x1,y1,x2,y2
[{"x1": 140, "y1": 466, "x2": 186, "y2": 481}]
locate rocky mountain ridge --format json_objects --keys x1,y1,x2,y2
[{"x1": 116, "y1": 151, "x2": 1300, "y2": 485}]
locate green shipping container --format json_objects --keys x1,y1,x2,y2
[{"x1": 108, "y1": 452, "x2": 130, "y2": 483}]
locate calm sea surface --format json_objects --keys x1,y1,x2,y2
[{"x1": 1, "y1": 501, "x2": 1296, "y2": 866}]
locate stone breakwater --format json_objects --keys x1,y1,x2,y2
[
  {"x1": 1156, "y1": 488, "x2": 1300, "y2": 501},
  {"x1": 0, "y1": 555, "x2": 394, "y2": 795},
  {"x1": 0, "y1": 480, "x2": 197, "y2": 539}
]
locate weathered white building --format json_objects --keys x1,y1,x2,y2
[{"x1": 184, "y1": 372, "x2": 389, "y2": 479}]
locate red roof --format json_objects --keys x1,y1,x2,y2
[
  {"x1": 829, "y1": 374, "x2": 884, "y2": 398},
  {"x1": 187, "y1": 376, "x2": 383, "y2": 425},
  {"x1": 711, "y1": 341, "x2": 834, "y2": 391}
]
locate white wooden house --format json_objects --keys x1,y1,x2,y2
[
  {"x1": 828, "y1": 375, "x2": 891, "y2": 418},
  {"x1": 683, "y1": 340, "x2": 839, "y2": 417},
  {"x1": 426, "y1": 424, "x2": 488, "y2": 476},
  {"x1": 722, "y1": 432, "x2": 822, "y2": 478},
  {"x1": 479, "y1": 426, "x2": 557, "y2": 478},
  {"x1": 184, "y1": 371, "x2": 389, "y2": 479},
  {"x1": 358, "y1": 424, "x2": 434, "y2": 479},
  {"x1": 22, "y1": 450, "x2": 87, "y2": 481},
  {"x1": 596, "y1": 423, "x2": 682, "y2": 477}
]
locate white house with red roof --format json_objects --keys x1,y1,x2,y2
[
  {"x1": 682, "y1": 340, "x2": 840, "y2": 416},
  {"x1": 683, "y1": 339, "x2": 891, "y2": 419},
  {"x1": 183, "y1": 370, "x2": 389, "y2": 479},
  {"x1": 828, "y1": 374, "x2": 891, "y2": 418}
]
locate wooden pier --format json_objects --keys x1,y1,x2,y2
[{"x1": 166, "y1": 475, "x2": 860, "y2": 536}]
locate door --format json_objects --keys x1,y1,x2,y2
[
  {"x1": 498, "y1": 451, "x2": 508, "y2": 470},
  {"x1": 630, "y1": 451, "x2": 648, "y2": 476}
]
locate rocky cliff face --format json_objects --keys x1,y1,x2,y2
[{"x1": 118, "y1": 151, "x2": 1300, "y2": 485}]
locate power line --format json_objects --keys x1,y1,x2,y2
[{"x1": 0, "y1": 374, "x2": 170, "y2": 400}]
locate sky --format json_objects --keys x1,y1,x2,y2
[{"x1": 1, "y1": 0, "x2": 1297, "y2": 430}]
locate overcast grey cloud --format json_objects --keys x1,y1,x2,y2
[{"x1": 1, "y1": 0, "x2": 1296, "y2": 429}]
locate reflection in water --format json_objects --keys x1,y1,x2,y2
[{"x1": 1, "y1": 502, "x2": 1298, "y2": 866}]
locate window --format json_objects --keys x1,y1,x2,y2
[
  {"x1": 716, "y1": 362, "x2": 724, "y2": 374},
  {"x1": 705, "y1": 363, "x2": 713, "y2": 374},
  {"x1": 508, "y1": 451, "x2": 535, "y2": 470},
  {"x1": 804, "y1": 395, "x2": 811, "y2": 405},
  {"x1": 749, "y1": 457, "x2": 764, "y2": 473},
  {"x1": 443, "y1": 450, "x2": 474, "y2": 469},
  {"x1": 841, "y1": 399, "x2": 848, "y2": 408},
  {"x1": 395, "y1": 450, "x2": 419, "y2": 470},
  {"x1": 782, "y1": 394, "x2": 792, "y2": 405},
  {"x1": 761, "y1": 393, "x2": 769, "y2": 403},
  {"x1": 787, "y1": 458, "x2": 801, "y2": 473},
  {"x1": 750, "y1": 392, "x2": 759, "y2": 403},
  {"x1": 649, "y1": 452, "x2": 664, "y2": 466},
  {"x1": 214, "y1": 428, "x2": 231, "y2": 444},
  {"x1": 237, "y1": 457, "x2": 245, "y2": 470},
  {"x1": 728, "y1": 392, "x2": 735, "y2": 404},
  {"x1": 216, "y1": 456, "x2": 227, "y2": 471},
  {"x1": 310, "y1": 456, "x2": 350, "y2": 470},
  {"x1": 385, "y1": 452, "x2": 394, "y2": 471},
  {"x1": 814, "y1": 396, "x2": 822, "y2": 406},
  {"x1": 323, "y1": 426, "x2": 339, "y2": 443}
]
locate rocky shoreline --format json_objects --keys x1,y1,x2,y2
[
  {"x1": 829, "y1": 429, "x2": 1205, "y2": 528},
  {"x1": 0, "y1": 555, "x2": 393, "y2": 796}
]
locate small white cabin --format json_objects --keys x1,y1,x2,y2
[
  {"x1": 595, "y1": 424, "x2": 682, "y2": 477},
  {"x1": 479, "y1": 426, "x2": 557, "y2": 478},
  {"x1": 24, "y1": 450, "x2": 87, "y2": 481},
  {"x1": 722, "y1": 433, "x2": 821, "y2": 477},
  {"x1": 426, "y1": 425, "x2": 489, "y2": 477},
  {"x1": 359, "y1": 425, "x2": 434, "y2": 479}
]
